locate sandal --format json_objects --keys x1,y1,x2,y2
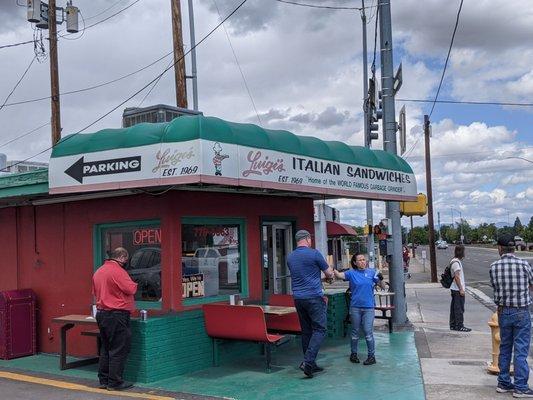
[{"x1": 456, "y1": 326, "x2": 471, "y2": 332}]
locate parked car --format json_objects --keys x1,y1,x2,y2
[
  {"x1": 436, "y1": 240, "x2": 448, "y2": 249},
  {"x1": 514, "y1": 236, "x2": 527, "y2": 251},
  {"x1": 127, "y1": 247, "x2": 161, "y2": 300}
]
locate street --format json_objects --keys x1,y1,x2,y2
[{"x1": 414, "y1": 245, "x2": 533, "y2": 299}]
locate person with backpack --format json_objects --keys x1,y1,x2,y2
[{"x1": 448, "y1": 244, "x2": 471, "y2": 332}]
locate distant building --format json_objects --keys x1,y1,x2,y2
[
  {"x1": 122, "y1": 104, "x2": 202, "y2": 128},
  {"x1": 0, "y1": 153, "x2": 48, "y2": 174}
]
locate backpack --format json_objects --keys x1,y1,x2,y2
[{"x1": 440, "y1": 262, "x2": 453, "y2": 288}]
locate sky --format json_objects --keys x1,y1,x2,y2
[{"x1": 0, "y1": 0, "x2": 531, "y2": 229}]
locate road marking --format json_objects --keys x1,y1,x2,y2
[{"x1": 0, "y1": 371, "x2": 176, "y2": 400}]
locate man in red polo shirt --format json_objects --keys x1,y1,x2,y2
[{"x1": 92, "y1": 247, "x2": 138, "y2": 391}]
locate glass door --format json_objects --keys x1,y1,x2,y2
[{"x1": 262, "y1": 222, "x2": 293, "y2": 300}]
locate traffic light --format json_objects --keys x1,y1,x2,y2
[{"x1": 366, "y1": 78, "x2": 382, "y2": 145}]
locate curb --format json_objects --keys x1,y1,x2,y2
[{"x1": 466, "y1": 286, "x2": 496, "y2": 312}]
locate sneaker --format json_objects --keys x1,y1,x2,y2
[
  {"x1": 98, "y1": 383, "x2": 107, "y2": 390},
  {"x1": 107, "y1": 381, "x2": 134, "y2": 391},
  {"x1": 496, "y1": 383, "x2": 514, "y2": 393},
  {"x1": 302, "y1": 362, "x2": 314, "y2": 378},
  {"x1": 349, "y1": 353, "x2": 360, "y2": 363},
  {"x1": 513, "y1": 389, "x2": 533, "y2": 398},
  {"x1": 312, "y1": 364, "x2": 324, "y2": 373},
  {"x1": 456, "y1": 326, "x2": 472, "y2": 332},
  {"x1": 363, "y1": 356, "x2": 376, "y2": 365}
]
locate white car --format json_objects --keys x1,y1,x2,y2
[{"x1": 436, "y1": 240, "x2": 448, "y2": 249}]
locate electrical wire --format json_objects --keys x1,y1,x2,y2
[
  {"x1": 137, "y1": 58, "x2": 175, "y2": 107},
  {"x1": 398, "y1": 98, "x2": 533, "y2": 108},
  {"x1": 83, "y1": 0, "x2": 129, "y2": 21},
  {"x1": 275, "y1": 0, "x2": 362, "y2": 10},
  {"x1": 0, "y1": 122, "x2": 50, "y2": 149},
  {"x1": 0, "y1": 55, "x2": 37, "y2": 112},
  {"x1": 0, "y1": 0, "x2": 250, "y2": 173},
  {"x1": 212, "y1": 0, "x2": 262, "y2": 126},
  {"x1": 0, "y1": 39, "x2": 35, "y2": 50},
  {"x1": 429, "y1": 0, "x2": 464, "y2": 117},
  {"x1": 3, "y1": 50, "x2": 174, "y2": 108},
  {"x1": 59, "y1": 0, "x2": 143, "y2": 40}
]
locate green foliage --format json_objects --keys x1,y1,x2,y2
[{"x1": 514, "y1": 217, "x2": 524, "y2": 235}]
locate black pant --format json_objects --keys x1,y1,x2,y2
[
  {"x1": 96, "y1": 310, "x2": 132, "y2": 387},
  {"x1": 449, "y1": 290, "x2": 465, "y2": 329}
]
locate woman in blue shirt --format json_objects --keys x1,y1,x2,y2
[{"x1": 334, "y1": 253, "x2": 384, "y2": 365}]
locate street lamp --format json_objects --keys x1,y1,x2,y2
[{"x1": 451, "y1": 207, "x2": 463, "y2": 244}]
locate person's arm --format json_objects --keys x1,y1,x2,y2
[
  {"x1": 452, "y1": 262, "x2": 464, "y2": 295},
  {"x1": 114, "y1": 270, "x2": 138, "y2": 296},
  {"x1": 333, "y1": 269, "x2": 346, "y2": 280},
  {"x1": 316, "y1": 251, "x2": 334, "y2": 279}
]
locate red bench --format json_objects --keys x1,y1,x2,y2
[
  {"x1": 265, "y1": 294, "x2": 301, "y2": 334},
  {"x1": 202, "y1": 304, "x2": 286, "y2": 372}
]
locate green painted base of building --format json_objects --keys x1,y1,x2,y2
[{"x1": 124, "y1": 293, "x2": 349, "y2": 383}]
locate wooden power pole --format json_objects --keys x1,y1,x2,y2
[
  {"x1": 171, "y1": 0, "x2": 188, "y2": 108},
  {"x1": 424, "y1": 115, "x2": 438, "y2": 282},
  {"x1": 49, "y1": 0, "x2": 62, "y2": 145}
]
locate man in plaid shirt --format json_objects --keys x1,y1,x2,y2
[{"x1": 489, "y1": 233, "x2": 533, "y2": 398}]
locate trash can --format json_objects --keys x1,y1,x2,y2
[{"x1": 0, "y1": 289, "x2": 37, "y2": 359}]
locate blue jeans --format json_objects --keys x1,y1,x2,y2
[
  {"x1": 350, "y1": 307, "x2": 375, "y2": 357},
  {"x1": 498, "y1": 307, "x2": 531, "y2": 391},
  {"x1": 294, "y1": 297, "x2": 327, "y2": 366}
]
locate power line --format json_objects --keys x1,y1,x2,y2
[
  {"x1": 212, "y1": 0, "x2": 262, "y2": 126},
  {"x1": 398, "y1": 98, "x2": 533, "y2": 108},
  {"x1": 0, "y1": 55, "x2": 37, "y2": 112},
  {"x1": 83, "y1": 0, "x2": 129, "y2": 21},
  {"x1": 0, "y1": 39, "x2": 34, "y2": 50},
  {"x1": 1, "y1": 0, "x2": 142, "y2": 50},
  {"x1": 0, "y1": 122, "x2": 50, "y2": 149},
  {"x1": 3, "y1": 50, "x2": 174, "y2": 108},
  {"x1": 429, "y1": 0, "x2": 464, "y2": 117},
  {"x1": 59, "y1": 0, "x2": 143, "y2": 39},
  {"x1": 0, "y1": 0, "x2": 250, "y2": 173},
  {"x1": 405, "y1": 145, "x2": 533, "y2": 161},
  {"x1": 274, "y1": 0, "x2": 363, "y2": 10}
]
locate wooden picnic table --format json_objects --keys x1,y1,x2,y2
[
  {"x1": 251, "y1": 305, "x2": 297, "y2": 316},
  {"x1": 52, "y1": 314, "x2": 99, "y2": 370}
]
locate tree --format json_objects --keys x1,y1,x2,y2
[
  {"x1": 514, "y1": 217, "x2": 524, "y2": 236},
  {"x1": 408, "y1": 225, "x2": 429, "y2": 245},
  {"x1": 524, "y1": 217, "x2": 533, "y2": 243}
]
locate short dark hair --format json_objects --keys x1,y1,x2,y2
[
  {"x1": 109, "y1": 247, "x2": 129, "y2": 260},
  {"x1": 500, "y1": 245, "x2": 515, "y2": 254},
  {"x1": 454, "y1": 244, "x2": 465, "y2": 259}
]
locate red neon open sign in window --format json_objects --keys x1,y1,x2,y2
[{"x1": 133, "y1": 228, "x2": 161, "y2": 245}]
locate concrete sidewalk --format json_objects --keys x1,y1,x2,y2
[{"x1": 405, "y1": 257, "x2": 525, "y2": 400}]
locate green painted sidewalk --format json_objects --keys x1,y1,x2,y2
[{"x1": 0, "y1": 333, "x2": 424, "y2": 400}]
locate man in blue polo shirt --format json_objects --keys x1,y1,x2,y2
[{"x1": 287, "y1": 229, "x2": 334, "y2": 378}]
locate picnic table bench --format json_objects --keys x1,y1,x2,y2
[
  {"x1": 202, "y1": 304, "x2": 287, "y2": 372},
  {"x1": 52, "y1": 315, "x2": 100, "y2": 370}
]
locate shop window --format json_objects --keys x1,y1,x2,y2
[
  {"x1": 181, "y1": 224, "x2": 241, "y2": 300},
  {"x1": 100, "y1": 223, "x2": 161, "y2": 303}
]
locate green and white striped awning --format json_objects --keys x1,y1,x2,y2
[{"x1": 49, "y1": 115, "x2": 417, "y2": 201}]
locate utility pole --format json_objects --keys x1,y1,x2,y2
[
  {"x1": 171, "y1": 0, "x2": 188, "y2": 108},
  {"x1": 378, "y1": 0, "x2": 406, "y2": 324},
  {"x1": 187, "y1": 0, "x2": 198, "y2": 111},
  {"x1": 361, "y1": 0, "x2": 375, "y2": 266},
  {"x1": 49, "y1": 0, "x2": 61, "y2": 145},
  {"x1": 424, "y1": 115, "x2": 438, "y2": 282}
]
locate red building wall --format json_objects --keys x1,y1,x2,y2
[{"x1": 0, "y1": 191, "x2": 313, "y2": 356}]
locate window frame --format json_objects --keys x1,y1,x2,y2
[
  {"x1": 181, "y1": 217, "x2": 248, "y2": 306},
  {"x1": 93, "y1": 219, "x2": 162, "y2": 310}
]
